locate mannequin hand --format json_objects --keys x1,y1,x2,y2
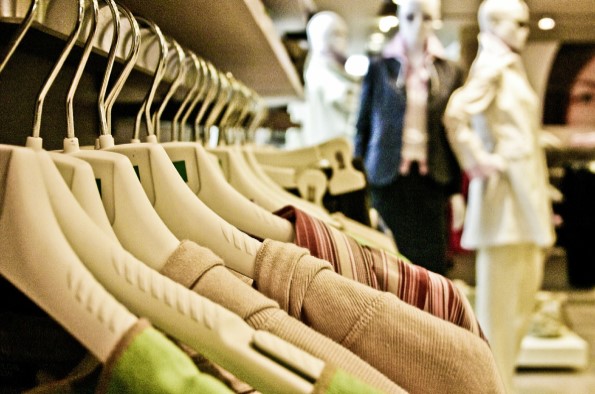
[
  {"x1": 466, "y1": 153, "x2": 506, "y2": 179},
  {"x1": 450, "y1": 193, "x2": 466, "y2": 231}
]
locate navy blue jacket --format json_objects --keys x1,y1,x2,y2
[{"x1": 354, "y1": 56, "x2": 462, "y2": 192}]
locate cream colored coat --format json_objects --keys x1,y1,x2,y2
[{"x1": 444, "y1": 33, "x2": 555, "y2": 249}]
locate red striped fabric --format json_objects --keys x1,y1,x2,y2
[{"x1": 276, "y1": 205, "x2": 487, "y2": 342}]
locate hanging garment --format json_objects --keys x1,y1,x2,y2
[
  {"x1": 274, "y1": 206, "x2": 485, "y2": 340},
  {"x1": 28, "y1": 320, "x2": 235, "y2": 394},
  {"x1": 253, "y1": 240, "x2": 505, "y2": 394},
  {"x1": 1, "y1": 269, "x2": 232, "y2": 394},
  {"x1": 160, "y1": 241, "x2": 407, "y2": 394},
  {"x1": 97, "y1": 320, "x2": 235, "y2": 394}
]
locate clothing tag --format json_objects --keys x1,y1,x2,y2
[
  {"x1": 132, "y1": 165, "x2": 140, "y2": 181},
  {"x1": 172, "y1": 160, "x2": 189, "y2": 182},
  {"x1": 95, "y1": 178, "x2": 102, "y2": 197}
]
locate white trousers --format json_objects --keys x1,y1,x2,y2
[{"x1": 475, "y1": 244, "x2": 544, "y2": 394}]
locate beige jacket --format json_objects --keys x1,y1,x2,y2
[{"x1": 444, "y1": 33, "x2": 555, "y2": 249}]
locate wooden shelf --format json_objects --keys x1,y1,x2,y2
[
  {"x1": 1, "y1": 0, "x2": 304, "y2": 102},
  {"x1": 118, "y1": 0, "x2": 303, "y2": 102}
]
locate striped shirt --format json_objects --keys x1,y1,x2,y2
[{"x1": 275, "y1": 205, "x2": 486, "y2": 341}]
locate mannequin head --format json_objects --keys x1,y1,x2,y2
[
  {"x1": 478, "y1": 0, "x2": 530, "y2": 52},
  {"x1": 398, "y1": 0, "x2": 441, "y2": 51},
  {"x1": 306, "y1": 11, "x2": 349, "y2": 58}
]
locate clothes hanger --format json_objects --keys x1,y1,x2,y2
[
  {"x1": 22, "y1": 0, "x2": 115, "y2": 242},
  {"x1": 153, "y1": 37, "x2": 186, "y2": 142},
  {"x1": 0, "y1": 0, "x2": 123, "y2": 243},
  {"x1": 171, "y1": 52, "x2": 205, "y2": 142},
  {"x1": 243, "y1": 123, "x2": 398, "y2": 251},
  {"x1": 103, "y1": 17, "x2": 262, "y2": 278},
  {"x1": 45, "y1": 0, "x2": 180, "y2": 270},
  {"x1": 10, "y1": 4, "x2": 323, "y2": 391},
  {"x1": 159, "y1": 51, "x2": 295, "y2": 241},
  {"x1": 228, "y1": 99, "x2": 343, "y2": 225},
  {"x1": 0, "y1": 0, "x2": 39, "y2": 73},
  {"x1": 250, "y1": 136, "x2": 367, "y2": 196},
  {"x1": 0, "y1": 0, "x2": 139, "y2": 364},
  {"x1": 0, "y1": 145, "x2": 139, "y2": 364},
  {"x1": 206, "y1": 74, "x2": 307, "y2": 213}
]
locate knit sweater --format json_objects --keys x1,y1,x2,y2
[
  {"x1": 253, "y1": 239, "x2": 505, "y2": 394},
  {"x1": 161, "y1": 240, "x2": 406, "y2": 394},
  {"x1": 275, "y1": 205, "x2": 486, "y2": 341}
]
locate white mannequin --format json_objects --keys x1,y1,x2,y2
[
  {"x1": 302, "y1": 11, "x2": 359, "y2": 146},
  {"x1": 444, "y1": 1, "x2": 555, "y2": 392}
]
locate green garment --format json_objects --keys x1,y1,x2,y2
[
  {"x1": 314, "y1": 367, "x2": 386, "y2": 394},
  {"x1": 99, "y1": 322, "x2": 234, "y2": 394}
]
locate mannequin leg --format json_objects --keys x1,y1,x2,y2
[
  {"x1": 475, "y1": 244, "x2": 544, "y2": 394},
  {"x1": 514, "y1": 245, "x2": 545, "y2": 351}
]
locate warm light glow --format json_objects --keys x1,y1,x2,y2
[
  {"x1": 378, "y1": 15, "x2": 399, "y2": 33},
  {"x1": 370, "y1": 32, "x2": 386, "y2": 44},
  {"x1": 538, "y1": 17, "x2": 556, "y2": 31},
  {"x1": 345, "y1": 55, "x2": 370, "y2": 77},
  {"x1": 367, "y1": 32, "x2": 386, "y2": 54}
]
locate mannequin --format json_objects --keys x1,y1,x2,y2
[
  {"x1": 302, "y1": 11, "x2": 360, "y2": 146},
  {"x1": 444, "y1": 0, "x2": 555, "y2": 392},
  {"x1": 354, "y1": 0, "x2": 463, "y2": 275}
]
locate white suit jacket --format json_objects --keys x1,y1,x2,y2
[{"x1": 444, "y1": 33, "x2": 555, "y2": 249}]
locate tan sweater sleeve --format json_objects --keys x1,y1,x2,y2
[
  {"x1": 162, "y1": 240, "x2": 407, "y2": 394},
  {"x1": 254, "y1": 239, "x2": 506, "y2": 394}
]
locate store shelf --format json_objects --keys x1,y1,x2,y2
[
  {"x1": 119, "y1": 0, "x2": 304, "y2": 102},
  {"x1": 1, "y1": 0, "x2": 304, "y2": 102}
]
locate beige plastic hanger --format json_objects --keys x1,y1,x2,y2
[
  {"x1": 189, "y1": 84, "x2": 340, "y2": 224},
  {"x1": 243, "y1": 126, "x2": 399, "y2": 252},
  {"x1": 40, "y1": 1, "x2": 180, "y2": 270},
  {"x1": 20, "y1": 0, "x2": 112, "y2": 241},
  {"x1": 0, "y1": 145, "x2": 138, "y2": 363},
  {"x1": 226, "y1": 98, "x2": 342, "y2": 224},
  {"x1": 103, "y1": 18, "x2": 261, "y2": 278},
  {"x1": 0, "y1": 0, "x2": 39, "y2": 73},
  {"x1": 160, "y1": 53, "x2": 295, "y2": 241},
  {"x1": 250, "y1": 136, "x2": 367, "y2": 195},
  {"x1": 171, "y1": 53, "x2": 206, "y2": 142},
  {"x1": 153, "y1": 37, "x2": 186, "y2": 142},
  {"x1": 0, "y1": 0, "x2": 138, "y2": 364},
  {"x1": 206, "y1": 76, "x2": 304, "y2": 212}
]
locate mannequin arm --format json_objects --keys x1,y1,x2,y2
[{"x1": 444, "y1": 66, "x2": 506, "y2": 177}]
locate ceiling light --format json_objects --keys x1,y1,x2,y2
[
  {"x1": 379, "y1": 15, "x2": 399, "y2": 33},
  {"x1": 345, "y1": 55, "x2": 370, "y2": 77},
  {"x1": 538, "y1": 17, "x2": 556, "y2": 31}
]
